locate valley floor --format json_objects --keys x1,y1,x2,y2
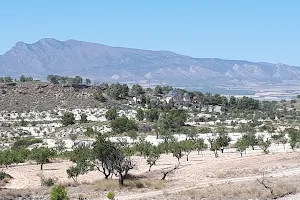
[{"x1": 1, "y1": 147, "x2": 300, "y2": 200}]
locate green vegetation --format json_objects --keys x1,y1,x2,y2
[
  {"x1": 0, "y1": 76, "x2": 13, "y2": 83},
  {"x1": 111, "y1": 116, "x2": 137, "y2": 134},
  {"x1": 2, "y1": 80, "x2": 300, "y2": 199},
  {"x1": 80, "y1": 113, "x2": 88, "y2": 123},
  {"x1": 106, "y1": 83, "x2": 129, "y2": 99},
  {"x1": 47, "y1": 75, "x2": 84, "y2": 85},
  {"x1": 51, "y1": 185, "x2": 69, "y2": 200},
  {"x1": 286, "y1": 128, "x2": 300, "y2": 151},
  {"x1": 105, "y1": 108, "x2": 118, "y2": 121},
  {"x1": 235, "y1": 137, "x2": 248, "y2": 157},
  {"x1": 19, "y1": 75, "x2": 34, "y2": 82},
  {"x1": 61, "y1": 112, "x2": 75, "y2": 126},
  {"x1": 107, "y1": 192, "x2": 116, "y2": 200},
  {"x1": 30, "y1": 147, "x2": 56, "y2": 170},
  {"x1": 0, "y1": 171, "x2": 12, "y2": 180},
  {"x1": 12, "y1": 137, "x2": 43, "y2": 149},
  {"x1": 136, "y1": 108, "x2": 144, "y2": 121}
]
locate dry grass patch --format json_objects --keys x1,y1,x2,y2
[
  {"x1": 125, "y1": 179, "x2": 167, "y2": 190},
  {"x1": 166, "y1": 178, "x2": 298, "y2": 200},
  {"x1": 92, "y1": 179, "x2": 120, "y2": 191},
  {"x1": 92, "y1": 179, "x2": 167, "y2": 191}
]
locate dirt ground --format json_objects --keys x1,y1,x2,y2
[{"x1": 1, "y1": 148, "x2": 300, "y2": 200}]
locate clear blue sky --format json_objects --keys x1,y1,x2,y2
[{"x1": 1, "y1": 0, "x2": 300, "y2": 65}]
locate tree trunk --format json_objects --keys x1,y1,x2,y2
[
  {"x1": 186, "y1": 155, "x2": 189, "y2": 161},
  {"x1": 40, "y1": 163, "x2": 43, "y2": 170},
  {"x1": 240, "y1": 152, "x2": 243, "y2": 157},
  {"x1": 149, "y1": 165, "x2": 152, "y2": 171},
  {"x1": 119, "y1": 174, "x2": 124, "y2": 186},
  {"x1": 214, "y1": 150, "x2": 218, "y2": 158},
  {"x1": 221, "y1": 148, "x2": 224, "y2": 153}
]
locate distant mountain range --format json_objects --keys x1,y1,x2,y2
[{"x1": 1, "y1": 38, "x2": 300, "y2": 88}]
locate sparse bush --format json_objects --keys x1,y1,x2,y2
[
  {"x1": 136, "y1": 108, "x2": 144, "y2": 121},
  {"x1": 40, "y1": 176, "x2": 57, "y2": 187},
  {"x1": 80, "y1": 113, "x2": 88, "y2": 123},
  {"x1": 105, "y1": 108, "x2": 118, "y2": 121},
  {"x1": 94, "y1": 91, "x2": 106, "y2": 102},
  {"x1": 0, "y1": 172, "x2": 12, "y2": 180},
  {"x1": 20, "y1": 118, "x2": 28, "y2": 126}
]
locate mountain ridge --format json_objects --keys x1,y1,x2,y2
[{"x1": 0, "y1": 38, "x2": 299, "y2": 87}]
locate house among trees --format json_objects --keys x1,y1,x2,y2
[{"x1": 161, "y1": 90, "x2": 192, "y2": 106}]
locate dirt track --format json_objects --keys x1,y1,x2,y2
[{"x1": 117, "y1": 167, "x2": 300, "y2": 200}]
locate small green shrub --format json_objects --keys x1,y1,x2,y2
[
  {"x1": 107, "y1": 192, "x2": 115, "y2": 200},
  {"x1": 51, "y1": 184, "x2": 69, "y2": 200}
]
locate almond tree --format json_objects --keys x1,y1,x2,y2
[
  {"x1": 287, "y1": 128, "x2": 300, "y2": 151},
  {"x1": 195, "y1": 138, "x2": 207, "y2": 156},
  {"x1": 235, "y1": 137, "x2": 248, "y2": 157},
  {"x1": 146, "y1": 145, "x2": 162, "y2": 171},
  {"x1": 258, "y1": 136, "x2": 271, "y2": 154},
  {"x1": 182, "y1": 140, "x2": 196, "y2": 161},
  {"x1": 67, "y1": 145, "x2": 92, "y2": 182},
  {"x1": 91, "y1": 136, "x2": 116, "y2": 179},
  {"x1": 170, "y1": 141, "x2": 185, "y2": 164},
  {"x1": 30, "y1": 147, "x2": 56, "y2": 170}
]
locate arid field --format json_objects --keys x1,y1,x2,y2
[{"x1": 1, "y1": 146, "x2": 300, "y2": 200}]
